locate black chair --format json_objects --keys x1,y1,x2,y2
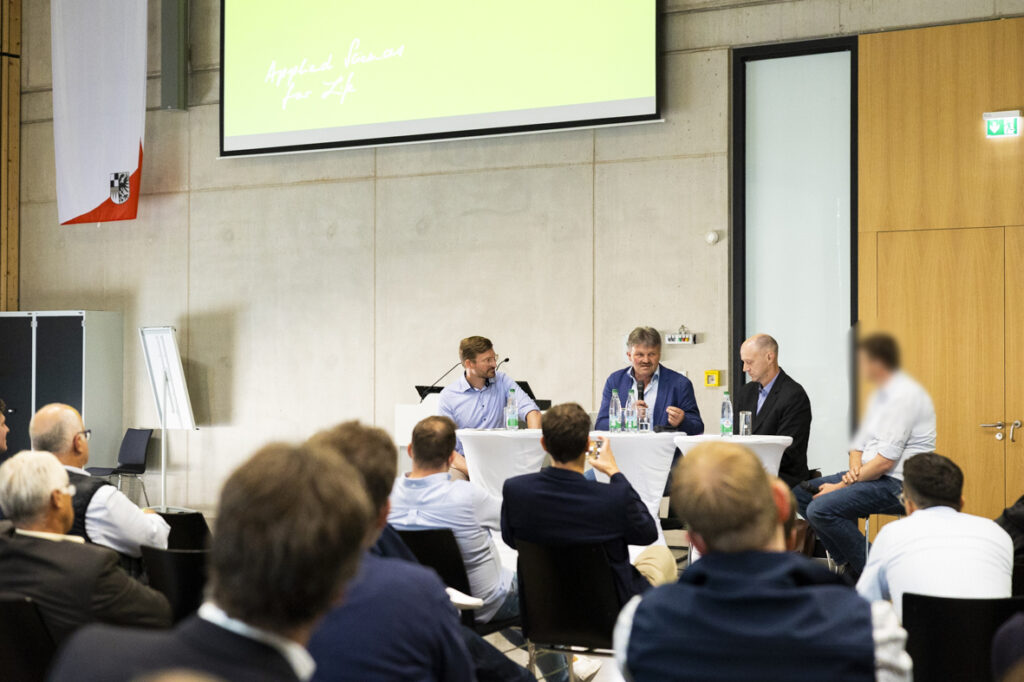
[
  {"x1": 903, "y1": 593, "x2": 1024, "y2": 682},
  {"x1": 0, "y1": 597, "x2": 57, "y2": 682},
  {"x1": 141, "y1": 546, "x2": 209, "y2": 623},
  {"x1": 87, "y1": 428, "x2": 153, "y2": 506},
  {"x1": 395, "y1": 528, "x2": 519, "y2": 635},
  {"x1": 158, "y1": 510, "x2": 212, "y2": 550},
  {"x1": 516, "y1": 540, "x2": 620, "y2": 678}
]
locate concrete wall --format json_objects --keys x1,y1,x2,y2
[{"x1": 17, "y1": 0, "x2": 1024, "y2": 511}]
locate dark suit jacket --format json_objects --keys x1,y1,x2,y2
[
  {"x1": 49, "y1": 615, "x2": 299, "y2": 682},
  {"x1": 309, "y1": 553, "x2": 474, "y2": 682},
  {"x1": 501, "y1": 467, "x2": 658, "y2": 605},
  {"x1": 595, "y1": 365, "x2": 703, "y2": 434},
  {"x1": 0, "y1": 526, "x2": 170, "y2": 644},
  {"x1": 735, "y1": 369, "x2": 812, "y2": 487}
]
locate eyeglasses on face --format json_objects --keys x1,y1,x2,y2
[{"x1": 76, "y1": 429, "x2": 91, "y2": 441}]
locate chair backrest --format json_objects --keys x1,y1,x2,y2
[
  {"x1": 159, "y1": 510, "x2": 212, "y2": 550},
  {"x1": 141, "y1": 546, "x2": 209, "y2": 623},
  {"x1": 117, "y1": 428, "x2": 153, "y2": 473},
  {"x1": 903, "y1": 593, "x2": 1024, "y2": 682},
  {"x1": 395, "y1": 528, "x2": 473, "y2": 595},
  {"x1": 0, "y1": 597, "x2": 57, "y2": 682},
  {"x1": 516, "y1": 540, "x2": 621, "y2": 650}
]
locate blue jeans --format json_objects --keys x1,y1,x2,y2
[
  {"x1": 491, "y1": 576, "x2": 570, "y2": 682},
  {"x1": 795, "y1": 472, "x2": 905, "y2": 573}
]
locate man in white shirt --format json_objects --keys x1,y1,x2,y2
[
  {"x1": 29, "y1": 404, "x2": 169, "y2": 558},
  {"x1": 389, "y1": 415, "x2": 513, "y2": 623},
  {"x1": 857, "y1": 452, "x2": 1012, "y2": 620},
  {"x1": 795, "y1": 333, "x2": 936, "y2": 578}
]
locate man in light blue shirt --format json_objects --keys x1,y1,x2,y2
[{"x1": 439, "y1": 336, "x2": 541, "y2": 452}]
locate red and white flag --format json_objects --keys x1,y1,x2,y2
[{"x1": 51, "y1": 0, "x2": 147, "y2": 224}]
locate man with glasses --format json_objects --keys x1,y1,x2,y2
[
  {"x1": 28, "y1": 404, "x2": 169, "y2": 560},
  {"x1": 439, "y1": 336, "x2": 541, "y2": 457},
  {"x1": 0, "y1": 450, "x2": 170, "y2": 643}
]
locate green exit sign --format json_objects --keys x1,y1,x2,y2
[{"x1": 985, "y1": 110, "x2": 1022, "y2": 138}]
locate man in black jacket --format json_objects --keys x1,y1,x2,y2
[
  {"x1": 49, "y1": 442, "x2": 373, "y2": 682},
  {"x1": 736, "y1": 334, "x2": 812, "y2": 487},
  {"x1": 0, "y1": 450, "x2": 169, "y2": 644}
]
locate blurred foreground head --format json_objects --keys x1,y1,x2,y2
[{"x1": 209, "y1": 443, "x2": 372, "y2": 637}]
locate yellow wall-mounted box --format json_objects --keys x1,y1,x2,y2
[{"x1": 704, "y1": 370, "x2": 720, "y2": 387}]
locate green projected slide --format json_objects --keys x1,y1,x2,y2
[{"x1": 221, "y1": 0, "x2": 657, "y2": 155}]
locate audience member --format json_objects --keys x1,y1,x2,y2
[
  {"x1": 49, "y1": 442, "x2": 372, "y2": 681},
  {"x1": 736, "y1": 333, "x2": 812, "y2": 487},
  {"x1": 502, "y1": 403, "x2": 676, "y2": 605},
  {"x1": 305, "y1": 420, "x2": 479, "y2": 682},
  {"x1": 0, "y1": 398, "x2": 9, "y2": 460},
  {"x1": 796, "y1": 333, "x2": 936, "y2": 578},
  {"x1": 29, "y1": 403, "x2": 169, "y2": 559},
  {"x1": 996, "y1": 493, "x2": 1024, "y2": 564},
  {"x1": 857, "y1": 452, "x2": 1012, "y2": 620},
  {"x1": 614, "y1": 441, "x2": 912, "y2": 682},
  {"x1": 595, "y1": 326, "x2": 703, "y2": 434},
  {"x1": 389, "y1": 415, "x2": 512, "y2": 623},
  {"x1": 0, "y1": 450, "x2": 170, "y2": 643}
]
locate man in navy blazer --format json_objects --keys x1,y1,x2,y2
[
  {"x1": 502, "y1": 403, "x2": 677, "y2": 605},
  {"x1": 595, "y1": 326, "x2": 703, "y2": 434}
]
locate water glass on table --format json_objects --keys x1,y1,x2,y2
[
  {"x1": 638, "y1": 405, "x2": 651, "y2": 432},
  {"x1": 738, "y1": 411, "x2": 753, "y2": 436}
]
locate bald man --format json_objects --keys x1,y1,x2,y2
[
  {"x1": 736, "y1": 334, "x2": 812, "y2": 487},
  {"x1": 29, "y1": 404, "x2": 169, "y2": 559}
]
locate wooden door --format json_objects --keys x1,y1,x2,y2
[
  {"x1": 1006, "y1": 227, "x2": 1024, "y2": 505},
  {"x1": 876, "y1": 228, "x2": 1005, "y2": 518}
]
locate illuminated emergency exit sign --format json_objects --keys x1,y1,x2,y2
[{"x1": 985, "y1": 110, "x2": 1021, "y2": 138}]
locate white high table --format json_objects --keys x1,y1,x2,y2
[
  {"x1": 673, "y1": 434, "x2": 792, "y2": 476},
  {"x1": 456, "y1": 429, "x2": 678, "y2": 563}
]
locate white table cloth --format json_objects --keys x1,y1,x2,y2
[
  {"x1": 457, "y1": 428, "x2": 677, "y2": 563},
  {"x1": 673, "y1": 434, "x2": 793, "y2": 476}
]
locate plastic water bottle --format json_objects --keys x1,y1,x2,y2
[
  {"x1": 505, "y1": 388, "x2": 519, "y2": 429},
  {"x1": 609, "y1": 389, "x2": 622, "y2": 432},
  {"x1": 624, "y1": 389, "x2": 638, "y2": 432},
  {"x1": 720, "y1": 390, "x2": 733, "y2": 436}
]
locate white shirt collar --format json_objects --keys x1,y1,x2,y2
[
  {"x1": 15, "y1": 529, "x2": 85, "y2": 543},
  {"x1": 63, "y1": 465, "x2": 90, "y2": 476},
  {"x1": 198, "y1": 602, "x2": 316, "y2": 681}
]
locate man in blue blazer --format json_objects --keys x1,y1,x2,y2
[{"x1": 595, "y1": 326, "x2": 703, "y2": 434}]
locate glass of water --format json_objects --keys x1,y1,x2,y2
[
  {"x1": 738, "y1": 411, "x2": 753, "y2": 436},
  {"x1": 638, "y1": 405, "x2": 651, "y2": 432}
]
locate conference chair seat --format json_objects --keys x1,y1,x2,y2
[
  {"x1": 0, "y1": 597, "x2": 57, "y2": 682},
  {"x1": 902, "y1": 592, "x2": 1024, "y2": 682},
  {"x1": 395, "y1": 528, "x2": 519, "y2": 636},
  {"x1": 86, "y1": 428, "x2": 153, "y2": 506},
  {"x1": 141, "y1": 546, "x2": 209, "y2": 624},
  {"x1": 515, "y1": 539, "x2": 620, "y2": 674}
]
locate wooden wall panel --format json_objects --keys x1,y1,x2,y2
[
  {"x1": 0, "y1": 0, "x2": 19, "y2": 312},
  {"x1": 859, "y1": 19, "x2": 1024, "y2": 233}
]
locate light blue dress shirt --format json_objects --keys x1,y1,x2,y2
[
  {"x1": 757, "y1": 372, "x2": 780, "y2": 414},
  {"x1": 438, "y1": 371, "x2": 540, "y2": 452},
  {"x1": 629, "y1": 366, "x2": 659, "y2": 411}
]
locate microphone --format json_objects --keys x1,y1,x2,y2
[
  {"x1": 418, "y1": 361, "x2": 461, "y2": 403},
  {"x1": 487, "y1": 357, "x2": 510, "y2": 386},
  {"x1": 637, "y1": 379, "x2": 646, "y2": 402}
]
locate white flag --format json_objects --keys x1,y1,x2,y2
[{"x1": 51, "y1": 0, "x2": 147, "y2": 224}]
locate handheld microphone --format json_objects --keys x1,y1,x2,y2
[
  {"x1": 419, "y1": 361, "x2": 461, "y2": 403},
  {"x1": 637, "y1": 379, "x2": 646, "y2": 402}
]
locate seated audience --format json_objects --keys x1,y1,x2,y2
[
  {"x1": 29, "y1": 403, "x2": 169, "y2": 559},
  {"x1": 614, "y1": 441, "x2": 911, "y2": 681},
  {"x1": 389, "y1": 415, "x2": 512, "y2": 623},
  {"x1": 0, "y1": 398, "x2": 9, "y2": 460},
  {"x1": 0, "y1": 450, "x2": 170, "y2": 643},
  {"x1": 857, "y1": 452, "x2": 1012, "y2": 620},
  {"x1": 995, "y1": 493, "x2": 1024, "y2": 564},
  {"x1": 501, "y1": 403, "x2": 676, "y2": 604},
  {"x1": 736, "y1": 333, "x2": 813, "y2": 487},
  {"x1": 304, "y1": 420, "x2": 481, "y2": 682},
  {"x1": 796, "y1": 333, "x2": 936, "y2": 579},
  {"x1": 48, "y1": 442, "x2": 372, "y2": 681}
]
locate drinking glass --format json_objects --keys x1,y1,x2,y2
[{"x1": 738, "y1": 411, "x2": 753, "y2": 436}]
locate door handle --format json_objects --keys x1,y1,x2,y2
[
  {"x1": 1012, "y1": 420, "x2": 1023, "y2": 443},
  {"x1": 980, "y1": 422, "x2": 1005, "y2": 429}
]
